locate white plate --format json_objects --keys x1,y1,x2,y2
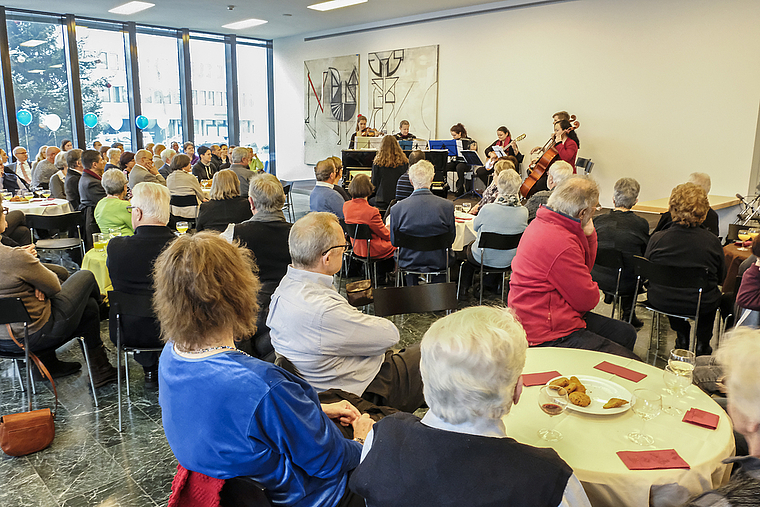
[{"x1": 547, "y1": 375, "x2": 632, "y2": 415}]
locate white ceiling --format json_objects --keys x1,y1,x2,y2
[{"x1": 5, "y1": 0, "x2": 526, "y2": 40}]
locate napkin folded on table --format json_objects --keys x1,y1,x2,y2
[
  {"x1": 594, "y1": 361, "x2": 647, "y2": 382},
  {"x1": 682, "y1": 408, "x2": 719, "y2": 430},
  {"x1": 521, "y1": 371, "x2": 562, "y2": 387},
  {"x1": 617, "y1": 449, "x2": 690, "y2": 470}
]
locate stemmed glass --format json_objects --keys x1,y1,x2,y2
[
  {"x1": 662, "y1": 365, "x2": 693, "y2": 415},
  {"x1": 462, "y1": 202, "x2": 472, "y2": 213},
  {"x1": 669, "y1": 349, "x2": 696, "y2": 376},
  {"x1": 537, "y1": 385, "x2": 569, "y2": 441},
  {"x1": 628, "y1": 389, "x2": 662, "y2": 446},
  {"x1": 176, "y1": 222, "x2": 189, "y2": 234}
]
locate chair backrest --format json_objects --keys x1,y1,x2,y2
[
  {"x1": 726, "y1": 223, "x2": 750, "y2": 243},
  {"x1": 392, "y1": 230, "x2": 454, "y2": 251},
  {"x1": 594, "y1": 248, "x2": 625, "y2": 270},
  {"x1": 373, "y1": 282, "x2": 458, "y2": 317},
  {"x1": 108, "y1": 291, "x2": 155, "y2": 319},
  {"x1": 346, "y1": 222, "x2": 373, "y2": 241},
  {"x1": 170, "y1": 194, "x2": 199, "y2": 208},
  {"x1": 0, "y1": 297, "x2": 30, "y2": 326},
  {"x1": 282, "y1": 183, "x2": 291, "y2": 196},
  {"x1": 477, "y1": 231, "x2": 522, "y2": 251},
  {"x1": 576, "y1": 157, "x2": 593, "y2": 174},
  {"x1": 631, "y1": 255, "x2": 709, "y2": 289},
  {"x1": 25, "y1": 211, "x2": 83, "y2": 232}
]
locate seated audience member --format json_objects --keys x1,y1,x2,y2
[
  {"x1": 394, "y1": 119, "x2": 415, "y2": 141},
  {"x1": 1, "y1": 148, "x2": 29, "y2": 194},
  {"x1": 157, "y1": 148, "x2": 176, "y2": 179},
  {"x1": 343, "y1": 174, "x2": 396, "y2": 284},
  {"x1": 217, "y1": 143, "x2": 230, "y2": 171},
  {"x1": 737, "y1": 236, "x2": 760, "y2": 314},
  {"x1": 310, "y1": 158, "x2": 346, "y2": 220},
  {"x1": 79, "y1": 149, "x2": 108, "y2": 244},
  {"x1": 509, "y1": 176, "x2": 639, "y2": 359},
  {"x1": 227, "y1": 147, "x2": 254, "y2": 196},
  {"x1": 470, "y1": 159, "x2": 515, "y2": 215},
  {"x1": 330, "y1": 156, "x2": 351, "y2": 201},
  {"x1": 119, "y1": 151, "x2": 135, "y2": 175},
  {"x1": 191, "y1": 146, "x2": 215, "y2": 181},
  {"x1": 108, "y1": 182, "x2": 175, "y2": 387},
  {"x1": 48, "y1": 151, "x2": 68, "y2": 199},
  {"x1": 31, "y1": 146, "x2": 60, "y2": 188},
  {"x1": 111, "y1": 142, "x2": 124, "y2": 152},
  {"x1": 248, "y1": 147, "x2": 265, "y2": 172},
  {"x1": 654, "y1": 172, "x2": 719, "y2": 236},
  {"x1": 350, "y1": 306, "x2": 591, "y2": 507},
  {"x1": 183, "y1": 142, "x2": 198, "y2": 165},
  {"x1": 1, "y1": 208, "x2": 30, "y2": 247},
  {"x1": 94, "y1": 169, "x2": 134, "y2": 237},
  {"x1": 524, "y1": 161, "x2": 575, "y2": 222},
  {"x1": 152, "y1": 144, "x2": 165, "y2": 168},
  {"x1": 129, "y1": 149, "x2": 166, "y2": 190},
  {"x1": 104, "y1": 148, "x2": 121, "y2": 171},
  {"x1": 156, "y1": 231, "x2": 372, "y2": 507},
  {"x1": 390, "y1": 160, "x2": 455, "y2": 286},
  {"x1": 686, "y1": 329, "x2": 760, "y2": 506},
  {"x1": 196, "y1": 169, "x2": 252, "y2": 232},
  {"x1": 64, "y1": 149, "x2": 84, "y2": 211},
  {"x1": 394, "y1": 150, "x2": 424, "y2": 202},
  {"x1": 591, "y1": 177, "x2": 650, "y2": 327},
  {"x1": 268, "y1": 212, "x2": 425, "y2": 413},
  {"x1": 167, "y1": 153, "x2": 206, "y2": 219},
  {"x1": 223, "y1": 173, "x2": 292, "y2": 360},
  {"x1": 371, "y1": 135, "x2": 409, "y2": 211},
  {"x1": 646, "y1": 182, "x2": 730, "y2": 355},
  {"x1": 0, "y1": 195, "x2": 118, "y2": 383},
  {"x1": 459, "y1": 169, "x2": 528, "y2": 296}
]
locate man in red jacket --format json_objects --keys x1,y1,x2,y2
[{"x1": 508, "y1": 176, "x2": 639, "y2": 359}]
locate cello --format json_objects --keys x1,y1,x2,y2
[{"x1": 519, "y1": 116, "x2": 580, "y2": 198}]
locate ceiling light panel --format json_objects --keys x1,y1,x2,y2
[
  {"x1": 307, "y1": 0, "x2": 367, "y2": 12},
  {"x1": 109, "y1": 1, "x2": 155, "y2": 15},
  {"x1": 222, "y1": 18, "x2": 268, "y2": 30}
]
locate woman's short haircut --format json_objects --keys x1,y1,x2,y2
[
  {"x1": 496, "y1": 168, "x2": 521, "y2": 196},
  {"x1": 183, "y1": 142, "x2": 194, "y2": 150},
  {"x1": 547, "y1": 161, "x2": 574, "y2": 187},
  {"x1": 170, "y1": 154, "x2": 191, "y2": 173},
  {"x1": 688, "y1": 172, "x2": 712, "y2": 194},
  {"x1": 612, "y1": 177, "x2": 641, "y2": 209},
  {"x1": 289, "y1": 212, "x2": 341, "y2": 268},
  {"x1": 407, "y1": 150, "x2": 425, "y2": 167},
  {"x1": 210, "y1": 169, "x2": 241, "y2": 200},
  {"x1": 54, "y1": 151, "x2": 67, "y2": 170},
  {"x1": 119, "y1": 151, "x2": 135, "y2": 170},
  {"x1": 421, "y1": 306, "x2": 527, "y2": 424},
  {"x1": 547, "y1": 175, "x2": 599, "y2": 218},
  {"x1": 494, "y1": 159, "x2": 515, "y2": 176},
  {"x1": 408, "y1": 160, "x2": 435, "y2": 188},
  {"x1": 348, "y1": 173, "x2": 374, "y2": 199},
  {"x1": 717, "y1": 327, "x2": 760, "y2": 423},
  {"x1": 131, "y1": 182, "x2": 171, "y2": 224},
  {"x1": 669, "y1": 182, "x2": 709, "y2": 227},
  {"x1": 153, "y1": 232, "x2": 260, "y2": 348},
  {"x1": 248, "y1": 173, "x2": 285, "y2": 212},
  {"x1": 66, "y1": 149, "x2": 82, "y2": 169},
  {"x1": 101, "y1": 168, "x2": 128, "y2": 195}
]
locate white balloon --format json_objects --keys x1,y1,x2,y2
[
  {"x1": 109, "y1": 116, "x2": 124, "y2": 131},
  {"x1": 44, "y1": 114, "x2": 61, "y2": 132},
  {"x1": 156, "y1": 116, "x2": 170, "y2": 129}
]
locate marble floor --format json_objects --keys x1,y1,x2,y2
[{"x1": 0, "y1": 183, "x2": 690, "y2": 506}]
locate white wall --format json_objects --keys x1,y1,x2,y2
[{"x1": 273, "y1": 0, "x2": 760, "y2": 206}]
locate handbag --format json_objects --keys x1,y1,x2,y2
[
  {"x1": 346, "y1": 279, "x2": 374, "y2": 307},
  {"x1": 0, "y1": 324, "x2": 57, "y2": 457}
]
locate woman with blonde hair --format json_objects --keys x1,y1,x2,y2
[
  {"x1": 196, "y1": 168, "x2": 253, "y2": 232},
  {"x1": 371, "y1": 135, "x2": 408, "y2": 211}
]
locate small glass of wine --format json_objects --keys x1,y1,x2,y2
[
  {"x1": 42, "y1": 188, "x2": 52, "y2": 199},
  {"x1": 537, "y1": 385, "x2": 569, "y2": 441},
  {"x1": 462, "y1": 202, "x2": 472, "y2": 213},
  {"x1": 628, "y1": 389, "x2": 662, "y2": 446},
  {"x1": 737, "y1": 231, "x2": 752, "y2": 250},
  {"x1": 662, "y1": 365, "x2": 692, "y2": 416},
  {"x1": 176, "y1": 222, "x2": 189, "y2": 234},
  {"x1": 669, "y1": 349, "x2": 696, "y2": 375}
]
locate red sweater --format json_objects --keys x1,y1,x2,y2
[
  {"x1": 343, "y1": 198, "x2": 396, "y2": 259},
  {"x1": 508, "y1": 206, "x2": 599, "y2": 345},
  {"x1": 737, "y1": 263, "x2": 760, "y2": 311},
  {"x1": 555, "y1": 138, "x2": 578, "y2": 170}
]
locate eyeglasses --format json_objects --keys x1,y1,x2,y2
[
  {"x1": 321, "y1": 242, "x2": 351, "y2": 256},
  {"x1": 126, "y1": 206, "x2": 140, "y2": 214}
]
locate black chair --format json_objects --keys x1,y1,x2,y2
[
  {"x1": 630, "y1": 256, "x2": 709, "y2": 362},
  {"x1": 281, "y1": 183, "x2": 294, "y2": 222},
  {"x1": 373, "y1": 282, "x2": 458, "y2": 318},
  {"x1": 457, "y1": 232, "x2": 522, "y2": 305},
  {"x1": 109, "y1": 290, "x2": 164, "y2": 432},
  {"x1": 0, "y1": 298, "x2": 34, "y2": 397},
  {"x1": 576, "y1": 157, "x2": 594, "y2": 174},
  {"x1": 169, "y1": 194, "x2": 199, "y2": 230},
  {"x1": 344, "y1": 223, "x2": 379, "y2": 288},
  {"x1": 25, "y1": 211, "x2": 85, "y2": 261},
  {"x1": 392, "y1": 230, "x2": 455, "y2": 286},
  {"x1": 219, "y1": 477, "x2": 272, "y2": 507},
  {"x1": 593, "y1": 248, "x2": 626, "y2": 319}
]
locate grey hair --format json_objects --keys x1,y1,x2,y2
[
  {"x1": 107, "y1": 148, "x2": 121, "y2": 163},
  {"x1": 54, "y1": 151, "x2": 67, "y2": 170},
  {"x1": 289, "y1": 212, "x2": 341, "y2": 268},
  {"x1": 612, "y1": 177, "x2": 640, "y2": 209},
  {"x1": 409, "y1": 160, "x2": 435, "y2": 189},
  {"x1": 548, "y1": 160, "x2": 574, "y2": 188},
  {"x1": 717, "y1": 327, "x2": 760, "y2": 423},
  {"x1": 547, "y1": 175, "x2": 600, "y2": 218},
  {"x1": 161, "y1": 148, "x2": 176, "y2": 163},
  {"x1": 230, "y1": 147, "x2": 249, "y2": 164},
  {"x1": 688, "y1": 172, "x2": 711, "y2": 194},
  {"x1": 101, "y1": 168, "x2": 128, "y2": 195},
  {"x1": 135, "y1": 149, "x2": 152, "y2": 166},
  {"x1": 421, "y1": 306, "x2": 527, "y2": 424},
  {"x1": 248, "y1": 173, "x2": 285, "y2": 212},
  {"x1": 496, "y1": 167, "x2": 521, "y2": 196},
  {"x1": 131, "y1": 182, "x2": 171, "y2": 224}
]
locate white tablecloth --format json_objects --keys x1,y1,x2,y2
[
  {"x1": 5, "y1": 198, "x2": 72, "y2": 216},
  {"x1": 452, "y1": 210, "x2": 476, "y2": 251},
  {"x1": 506, "y1": 348, "x2": 734, "y2": 507}
]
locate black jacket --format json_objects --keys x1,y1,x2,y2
[{"x1": 196, "y1": 197, "x2": 253, "y2": 233}]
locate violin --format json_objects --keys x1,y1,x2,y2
[
  {"x1": 520, "y1": 116, "x2": 580, "y2": 198},
  {"x1": 359, "y1": 127, "x2": 379, "y2": 137}
]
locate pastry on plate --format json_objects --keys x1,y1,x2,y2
[
  {"x1": 569, "y1": 392, "x2": 591, "y2": 407},
  {"x1": 603, "y1": 398, "x2": 629, "y2": 409}
]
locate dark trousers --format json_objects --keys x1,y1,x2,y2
[
  {"x1": 667, "y1": 294, "x2": 734, "y2": 349},
  {"x1": 537, "y1": 312, "x2": 640, "y2": 360},
  {"x1": 5, "y1": 210, "x2": 31, "y2": 245},
  {"x1": 362, "y1": 345, "x2": 425, "y2": 413},
  {"x1": 474, "y1": 166, "x2": 492, "y2": 187},
  {"x1": 447, "y1": 161, "x2": 471, "y2": 193}
]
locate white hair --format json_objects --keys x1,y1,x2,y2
[
  {"x1": 161, "y1": 148, "x2": 176, "y2": 163},
  {"x1": 107, "y1": 148, "x2": 121, "y2": 163},
  {"x1": 496, "y1": 167, "x2": 521, "y2": 196},
  {"x1": 131, "y1": 182, "x2": 170, "y2": 224},
  {"x1": 101, "y1": 168, "x2": 128, "y2": 195},
  {"x1": 547, "y1": 175, "x2": 599, "y2": 218},
  {"x1": 248, "y1": 173, "x2": 285, "y2": 212},
  {"x1": 230, "y1": 147, "x2": 249, "y2": 164},
  {"x1": 54, "y1": 151, "x2": 67, "y2": 170},
  {"x1": 717, "y1": 328, "x2": 760, "y2": 424},
  {"x1": 289, "y1": 212, "x2": 341, "y2": 268},
  {"x1": 688, "y1": 172, "x2": 711, "y2": 194},
  {"x1": 548, "y1": 161, "x2": 574, "y2": 188},
  {"x1": 135, "y1": 149, "x2": 152, "y2": 166},
  {"x1": 612, "y1": 177, "x2": 640, "y2": 209},
  {"x1": 409, "y1": 160, "x2": 434, "y2": 189},
  {"x1": 421, "y1": 306, "x2": 527, "y2": 424}
]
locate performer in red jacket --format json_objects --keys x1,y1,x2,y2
[{"x1": 508, "y1": 176, "x2": 639, "y2": 359}]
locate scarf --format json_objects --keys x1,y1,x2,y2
[{"x1": 495, "y1": 193, "x2": 521, "y2": 207}]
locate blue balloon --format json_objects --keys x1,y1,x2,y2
[
  {"x1": 16, "y1": 109, "x2": 32, "y2": 127},
  {"x1": 135, "y1": 115, "x2": 149, "y2": 130},
  {"x1": 83, "y1": 113, "x2": 98, "y2": 128}
]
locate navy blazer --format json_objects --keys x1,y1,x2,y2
[
  {"x1": 390, "y1": 188, "x2": 455, "y2": 272},
  {"x1": 2, "y1": 165, "x2": 29, "y2": 193}
]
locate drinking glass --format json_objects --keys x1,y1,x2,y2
[
  {"x1": 669, "y1": 349, "x2": 696, "y2": 376},
  {"x1": 93, "y1": 233, "x2": 107, "y2": 252},
  {"x1": 42, "y1": 188, "x2": 52, "y2": 199},
  {"x1": 628, "y1": 389, "x2": 662, "y2": 446},
  {"x1": 462, "y1": 202, "x2": 472, "y2": 213},
  {"x1": 537, "y1": 385, "x2": 569, "y2": 441},
  {"x1": 176, "y1": 222, "x2": 189, "y2": 234},
  {"x1": 108, "y1": 228, "x2": 122, "y2": 238},
  {"x1": 662, "y1": 365, "x2": 693, "y2": 415},
  {"x1": 455, "y1": 204, "x2": 463, "y2": 213},
  {"x1": 737, "y1": 231, "x2": 752, "y2": 250}
]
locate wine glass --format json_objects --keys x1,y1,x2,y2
[
  {"x1": 462, "y1": 202, "x2": 472, "y2": 213},
  {"x1": 669, "y1": 349, "x2": 696, "y2": 376},
  {"x1": 42, "y1": 188, "x2": 52, "y2": 199},
  {"x1": 737, "y1": 231, "x2": 752, "y2": 250},
  {"x1": 662, "y1": 365, "x2": 693, "y2": 416},
  {"x1": 176, "y1": 221, "x2": 189, "y2": 234},
  {"x1": 628, "y1": 389, "x2": 662, "y2": 446},
  {"x1": 537, "y1": 385, "x2": 569, "y2": 441}
]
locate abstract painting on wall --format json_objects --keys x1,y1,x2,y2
[
  {"x1": 367, "y1": 45, "x2": 438, "y2": 140},
  {"x1": 304, "y1": 54, "x2": 359, "y2": 164}
]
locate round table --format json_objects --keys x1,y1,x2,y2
[
  {"x1": 5, "y1": 198, "x2": 72, "y2": 216},
  {"x1": 81, "y1": 248, "x2": 112, "y2": 296},
  {"x1": 723, "y1": 243, "x2": 752, "y2": 293},
  {"x1": 506, "y1": 348, "x2": 734, "y2": 507}
]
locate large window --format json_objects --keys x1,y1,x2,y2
[
  {"x1": 189, "y1": 35, "x2": 228, "y2": 146},
  {"x1": 7, "y1": 14, "x2": 73, "y2": 156},
  {"x1": 76, "y1": 24, "x2": 132, "y2": 150},
  {"x1": 136, "y1": 30, "x2": 182, "y2": 147},
  {"x1": 237, "y1": 42, "x2": 269, "y2": 164}
]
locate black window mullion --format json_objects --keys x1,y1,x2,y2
[
  {"x1": 124, "y1": 22, "x2": 142, "y2": 150},
  {"x1": 63, "y1": 14, "x2": 85, "y2": 149},
  {"x1": 225, "y1": 34, "x2": 239, "y2": 147},
  {"x1": 178, "y1": 29, "x2": 193, "y2": 145},
  {"x1": 0, "y1": 7, "x2": 19, "y2": 152}
]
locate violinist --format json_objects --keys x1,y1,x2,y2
[
  {"x1": 482, "y1": 126, "x2": 523, "y2": 186},
  {"x1": 349, "y1": 114, "x2": 378, "y2": 149},
  {"x1": 553, "y1": 119, "x2": 580, "y2": 169}
]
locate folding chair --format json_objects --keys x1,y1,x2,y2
[
  {"x1": 281, "y1": 183, "x2": 295, "y2": 222},
  {"x1": 593, "y1": 248, "x2": 626, "y2": 319},
  {"x1": 373, "y1": 282, "x2": 458, "y2": 317},
  {"x1": 344, "y1": 223, "x2": 379, "y2": 288},
  {"x1": 25, "y1": 211, "x2": 85, "y2": 261},
  {"x1": 457, "y1": 231, "x2": 522, "y2": 305},
  {"x1": 392, "y1": 230, "x2": 455, "y2": 286}
]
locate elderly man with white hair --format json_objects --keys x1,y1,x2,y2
[
  {"x1": 389, "y1": 159, "x2": 455, "y2": 285},
  {"x1": 31, "y1": 146, "x2": 61, "y2": 188},
  {"x1": 350, "y1": 306, "x2": 591, "y2": 506},
  {"x1": 509, "y1": 176, "x2": 640, "y2": 359},
  {"x1": 654, "y1": 172, "x2": 718, "y2": 236},
  {"x1": 268, "y1": 211, "x2": 425, "y2": 412},
  {"x1": 228, "y1": 146, "x2": 254, "y2": 196},
  {"x1": 157, "y1": 148, "x2": 176, "y2": 179},
  {"x1": 128, "y1": 149, "x2": 165, "y2": 190},
  {"x1": 105, "y1": 147, "x2": 122, "y2": 171},
  {"x1": 525, "y1": 160, "x2": 575, "y2": 222},
  {"x1": 107, "y1": 182, "x2": 174, "y2": 388}
]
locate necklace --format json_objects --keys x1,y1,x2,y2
[{"x1": 176, "y1": 344, "x2": 253, "y2": 358}]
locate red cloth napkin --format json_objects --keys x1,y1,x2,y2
[
  {"x1": 521, "y1": 371, "x2": 562, "y2": 387},
  {"x1": 682, "y1": 408, "x2": 719, "y2": 430},
  {"x1": 617, "y1": 449, "x2": 690, "y2": 470},
  {"x1": 594, "y1": 361, "x2": 646, "y2": 382}
]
